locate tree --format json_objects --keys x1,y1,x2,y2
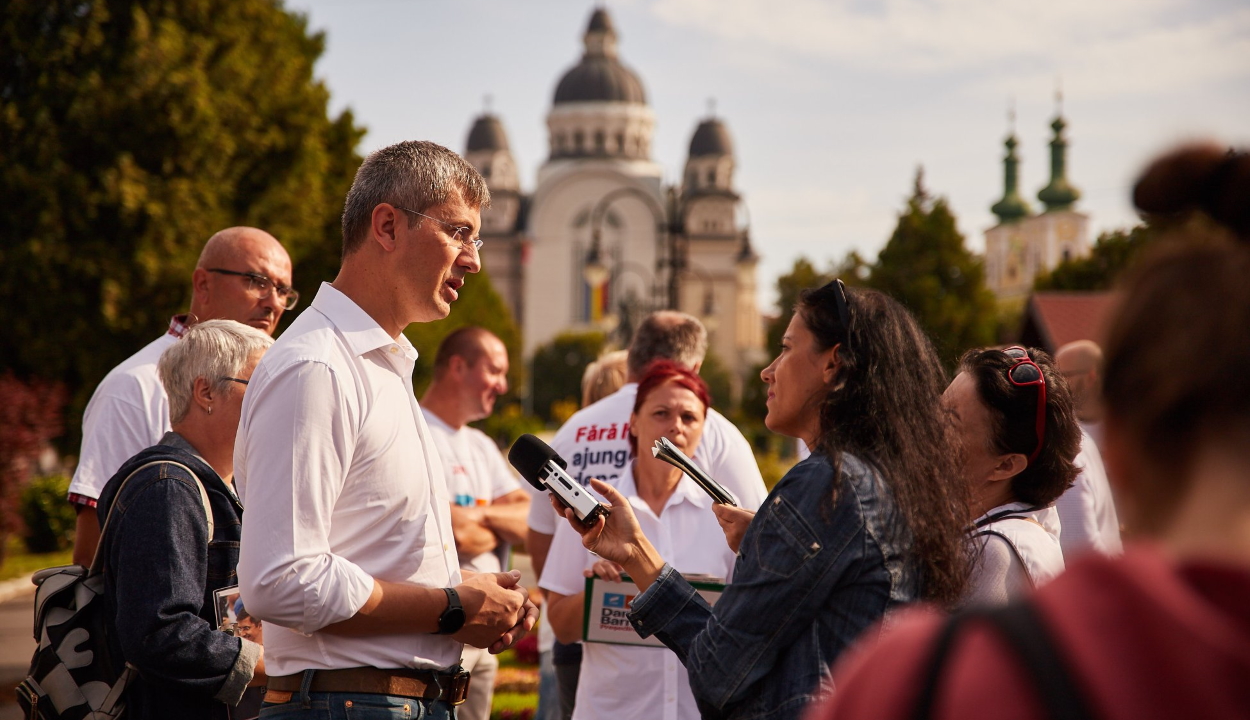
[
  {"x1": 0, "y1": 374, "x2": 66, "y2": 563},
  {"x1": 1035, "y1": 224, "x2": 1155, "y2": 291},
  {"x1": 868, "y1": 169, "x2": 997, "y2": 366},
  {"x1": 530, "y1": 332, "x2": 608, "y2": 423},
  {"x1": 0, "y1": 0, "x2": 364, "y2": 444}
]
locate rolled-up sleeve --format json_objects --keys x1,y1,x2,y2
[{"x1": 236, "y1": 359, "x2": 375, "y2": 634}]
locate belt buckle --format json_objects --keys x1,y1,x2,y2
[{"x1": 447, "y1": 668, "x2": 471, "y2": 706}]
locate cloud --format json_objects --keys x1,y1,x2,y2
[{"x1": 644, "y1": 0, "x2": 1250, "y2": 96}]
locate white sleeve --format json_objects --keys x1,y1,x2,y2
[
  {"x1": 1054, "y1": 465, "x2": 1100, "y2": 557},
  {"x1": 538, "y1": 520, "x2": 594, "y2": 597},
  {"x1": 964, "y1": 534, "x2": 1030, "y2": 607},
  {"x1": 702, "y1": 411, "x2": 769, "y2": 511},
  {"x1": 69, "y1": 380, "x2": 166, "y2": 501},
  {"x1": 235, "y1": 360, "x2": 376, "y2": 634}
]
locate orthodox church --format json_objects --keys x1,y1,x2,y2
[
  {"x1": 463, "y1": 8, "x2": 765, "y2": 396},
  {"x1": 984, "y1": 104, "x2": 1091, "y2": 303}
]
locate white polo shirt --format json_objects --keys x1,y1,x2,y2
[
  {"x1": 965, "y1": 502, "x2": 1065, "y2": 607},
  {"x1": 527, "y1": 383, "x2": 768, "y2": 535},
  {"x1": 1054, "y1": 430, "x2": 1122, "y2": 559},
  {"x1": 68, "y1": 332, "x2": 177, "y2": 503},
  {"x1": 235, "y1": 283, "x2": 461, "y2": 676},
  {"x1": 540, "y1": 465, "x2": 736, "y2": 720},
  {"x1": 423, "y1": 409, "x2": 523, "y2": 574}
]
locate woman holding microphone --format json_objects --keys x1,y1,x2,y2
[{"x1": 554, "y1": 280, "x2": 972, "y2": 719}]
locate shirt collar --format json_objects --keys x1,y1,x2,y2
[
  {"x1": 620, "y1": 463, "x2": 714, "y2": 517},
  {"x1": 310, "y1": 282, "x2": 417, "y2": 360},
  {"x1": 167, "y1": 314, "x2": 192, "y2": 338}
]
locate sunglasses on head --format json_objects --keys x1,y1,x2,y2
[
  {"x1": 1002, "y1": 346, "x2": 1047, "y2": 462},
  {"x1": 819, "y1": 278, "x2": 852, "y2": 354}
]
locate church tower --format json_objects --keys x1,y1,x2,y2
[
  {"x1": 464, "y1": 111, "x2": 526, "y2": 324},
  {"x1": 525, "y1": 7, "x2": 666, "y2": 357},
  {"x1": 679, "y1": 113, "x2": 764, "y2": 396}
]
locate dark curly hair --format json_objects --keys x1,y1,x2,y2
[
  {"x1": 958, "y1": 348, "x2": 1082, "y2": 507},
  {"x1": 797, "y1": 284, "x2": 971, "y2": 607}
]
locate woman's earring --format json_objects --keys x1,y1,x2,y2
[{"x1": 207, "y1": 406, "x2": 213, "y2": 415}]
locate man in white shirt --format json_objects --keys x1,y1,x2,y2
[
  {"x1": 236, "y1": 141, "x2": 535, "y2": 718},
  {"x1": 1055, "y1": 341, "x2": 1123, "y2": 557},
  {"x1": 421, "y1": 326, "x2": 531, "y2": 720},
  {"x1": 527, "y1": 310, "x2": 768, "y2": 719},
  {"x1": 68, "y1": 226, "x2": 295, "y2": 565}
]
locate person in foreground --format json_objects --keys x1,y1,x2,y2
[
  {"x1": 542, "y1": 360, "x2": 735, "y2": 720},
  {"x1": 236, "y1": 141, "x2": 536, "y2": 719},
  {"x1": 808, "y1": 142, "x2": 1250, "y2": 720},
  {"x1": 97, "y1": 320, "x2": 272, "y2": 719},
  {"x1": 946, "y1": 347, "x2": 1080, "y2": 606},
  {"x1": 557, "y1": 280, "x2": 972, "y2": 719}
]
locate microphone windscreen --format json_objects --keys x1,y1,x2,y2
[{"x1": 508, "y1": 434, "x2": 565, "y2": 490}]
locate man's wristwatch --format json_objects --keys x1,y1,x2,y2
[{"x1": 436, "y1": 587, "x2": 466, "y2": 635}]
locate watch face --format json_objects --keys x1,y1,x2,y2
[{"x1": 443, "y1": 607, "x2": 467, "y2": 634}]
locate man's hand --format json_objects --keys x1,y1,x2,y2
[
  {"x1": 712, "y1": 504, "x2": 756, "y2": 554},
  {"x1": 452, "y1": 570, "x2": 530, "y2": 650},
  {"x1": 450, "y1": 505, "x2": 497, "y2": 557}
]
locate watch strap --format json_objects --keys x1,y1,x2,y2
[{"x1": 437, "y1": 587, "x2": 465, "y2": 635}]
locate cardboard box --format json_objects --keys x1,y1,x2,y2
[{"x1": 582, "y1": 573, "x2": 725, "y2": 647}]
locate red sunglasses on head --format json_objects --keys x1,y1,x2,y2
[{"x1": 1002, "y1": 346, "x2": 1046, "y2": 462}]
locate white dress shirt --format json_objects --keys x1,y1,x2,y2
[
  {"x1": 235, "y1": 283, "x2": 462, "y2": 676},
  {"x1": 540, "y1": 465, "x2": 736, "y2": 720},
  {"x1": 1055, "y1": 430, "x2": 1123, "y2": 558},
  {"x1": 526, "y1": 383, "x2": 768, "y2": 535},
  {"x1": 68, "y1": 332, "x2": 176, "y2": 502},
  {"x1": 965, "y1": 502, "x2": 1066, "y2": 607},
  {"x1": 423, "y1": 409, "x2": 523, "y2": 574}
]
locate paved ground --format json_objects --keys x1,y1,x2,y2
[{"x1": 0, "y1": 591, "x2": 36, "y2": 719}]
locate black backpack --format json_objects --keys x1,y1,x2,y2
[{"x1": 16, "y1": 460, "x2": 212, "y2": 720}]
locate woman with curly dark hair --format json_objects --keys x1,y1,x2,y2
[
  {"x1": 550, "y1": 280, "x2": 972, "y2": 719},
  {"x1": 945, "y1": 347, "x2": 1082, "y2": 605}
]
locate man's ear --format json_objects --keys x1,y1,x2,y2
[
  {"x1": 192, "y1": 267, "x2": 211, "y2": 303},
  {"x1": 448, "y1": 355, "x2": 468, "y2": 379},
  {"x1": 370, "y1": 204, "x2": 402, "y2": 252}
]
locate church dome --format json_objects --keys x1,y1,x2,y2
[
  {"x1": 689, "y1": 119, "x2": 734, "y2": 157},
  {"x1": 553, "y1": 9, "x2": 647, "y2": 106},
  {"x1": 466, "y1": 114, "x2": 510, "y2": 152}
]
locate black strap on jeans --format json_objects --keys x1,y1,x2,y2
[{"x1": 910, "y1": 601, "x2": 1098, "y2": 720}]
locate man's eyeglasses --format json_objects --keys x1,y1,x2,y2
[
  {"x1": 221, "y1": 377, "x2": 249, "y2": 386},
  {"x1": 394, "y1": 206, "x2": 483, "y2": 250},
  {"x1": 1002, "y1": 346, "x2": 1047, "y2": 462},
  {"x1": 207, "y1": 269, "x2": 300, "y2": 310}
]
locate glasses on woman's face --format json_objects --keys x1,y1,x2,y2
[
  {"x1": 394, "y1": 206, "x2": 483, "y2": 251},
  {"x1": 206, "y1": 269, "x2": 300, "y2": 310},
  {"x1": 1002, "y1": 346, "x2": 1047, "y2": 462}
]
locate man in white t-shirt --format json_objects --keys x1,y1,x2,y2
[
  {"x1": 68, "y1": 226, "x2": 296, "y2": 565},
  {"x1": 527, "y1": 310, "x2": 768, "y2": 719},
  {"x1": 421, "y1": 327, "x2": 530, "y2": 720},
  {"x1": 1056, "y1": 340, "x2": 1106, "y2": 452}
]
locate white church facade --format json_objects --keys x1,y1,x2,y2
[{"x1": 463, "y1": 8, "x2": 765, "y2": 396}]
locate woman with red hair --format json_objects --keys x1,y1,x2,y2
[{"x1": 539, "y1": 360, "x2": 729, "y2": 720}]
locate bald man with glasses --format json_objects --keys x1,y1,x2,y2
[{"x1": 69, "y1": 226, "x2": 295, "y2": 566}]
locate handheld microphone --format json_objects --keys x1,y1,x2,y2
[
  {"x1": 508, "y1": 434, "x2": 610, "y2": 527},
  {"x1": 652, "y1": 437, "x2": 738, "y2": 506}
]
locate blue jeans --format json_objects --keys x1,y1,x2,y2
[{"x1": 259, "y1": 693, "x2": 456, "y2": 719}]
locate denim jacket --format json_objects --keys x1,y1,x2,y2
[
  {"x1": 96, "y1": 432, "x2": 260, "y2": 720},
  {"x1": 628, "y1": 451, "x2": 920, "y2": 720}
]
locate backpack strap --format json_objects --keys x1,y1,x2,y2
[
  {"x1": 974, "y1": 529, "x2": 1037, "y2": 589},
  {"x1": 89, "y1": 460, "x2": 214, "y2": 575},
  {"x1": 911, "y1": 601, "x2": 1098, "y2": 720}
]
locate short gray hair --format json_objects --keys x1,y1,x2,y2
[
  {"x1": 627, "y1": 311, "x2": 708, "y2": 379},
  {"x1": 341, "y1": 140, "x2": 491, "y2": 256},
  {"x1": 159, "y1": 320, "x2": 274, "y2": 424}
]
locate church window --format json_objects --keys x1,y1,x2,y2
[
  {"x1": 616, "y1": 132, "x2": 625, "y2": 154},
  {"x1": 574, "y1": 131, "x2": 585, "y2": 152},
  {"x1": 707, "y1": 169, "x2": 715, "y2": 185},
  {"x1": 595, "y1": 131, "x2": 606, "y2": 154}
]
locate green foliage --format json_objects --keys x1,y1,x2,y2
[
  {"x1": 529, "y1": 331, "x2": 607, "y2": 423},
  {"x1": 21, "y1": 475, "x2": 76, "y2": 554},
  {"x1": 0, "y1": 0, "x2": 364, "y2": 444},
  {"x1": 1034, "y1": 224, "x2": 1155, "y2": 291},
  {"x1": 405, "y1": 265, "x2": 526, "y2": 401},
  {"x1": 0, "y1": 536, "x2": 73, "y2": 582},
  {"x1": 699, "y1": 350, "x2": 734, "y2": 411},
  {"x1": 868, "y1": 169, "x2": 998, "y2": 367},
  {"x1": 474, "y1": 403, "x2": 544, "y2": 451},
  {"x1": 765, "y1": 257, "x2": 831, "y2": 357}
]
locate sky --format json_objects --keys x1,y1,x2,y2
[{"x1": 285, "y1": 0, "x2": 1250, "y2": 311}]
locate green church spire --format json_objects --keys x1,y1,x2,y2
[
  {"x1": 991, "y1": 107, "x2": 1032, "y2": 223},
  {"x1": 1037, "y1": 91, "x2": 1080, "y2": 212}
]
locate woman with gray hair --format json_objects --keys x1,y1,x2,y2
[{"x1": 95, "y1": 319, "x2": 272, "y2": 720}]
